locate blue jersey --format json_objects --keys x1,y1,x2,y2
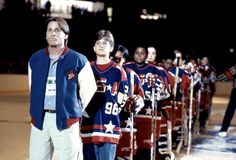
[
  {"x1": 125, "y1": 67, "x2": 144, "y2": 97},
  {"x1": 124, "y1": 62, "x2": 168, "y2": 100},
  {"x1": 123, "y1": 62, "x2": 168, "y2": 115},
  {"x1": 81, "y1": 60, "x2": 128, "y2": 144}
]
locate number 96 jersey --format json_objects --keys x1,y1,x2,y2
[{"x1": 81, "y1": 61, "x2": 128, "y2": 144}]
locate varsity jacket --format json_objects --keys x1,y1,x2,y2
[{"x1": 28, "y1": 47, "x2": 96, "y2": 130}]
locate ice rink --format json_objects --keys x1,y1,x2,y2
[{"x1": 0, "y1": 77, "x2": 236, "y2": 160}]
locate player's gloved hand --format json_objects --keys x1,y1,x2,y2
[
  {"x1": 133, "y1": 95, "x2": 144, "y2": 114},
  {"x1": 155, "y1": 78, "x2": 167, "y2": 100},
  {"x1": 124, "y1": 96, "x2": 137, "y2": 113},
  {"x1": 124, "y1": 95, "x2": 144, "y2": 113}
]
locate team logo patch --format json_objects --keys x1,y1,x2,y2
[{"x1": 67, "y1": 70, "x2": 76, "y2": 80}]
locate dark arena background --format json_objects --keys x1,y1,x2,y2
[{"x1": 0, "y1": 0, "x2": 236, "y2": 74}]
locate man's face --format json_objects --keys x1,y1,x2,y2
[{"x1": 46, "y1": 21, "x2": 67, "y2": 48}]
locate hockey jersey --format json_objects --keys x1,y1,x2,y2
[{"x1": 81, "y1": 60, "x2": 128, "y2": 144}]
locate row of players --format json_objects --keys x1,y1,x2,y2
[{"x1": 107, "y1": 44, "x2": 216, "y2": 160}]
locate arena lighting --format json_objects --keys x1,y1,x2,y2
[
  {"x1": 38, "y1": 0, "x2": 104, "y2": 19},
  {"x1": 0, "y1": 0, "x2": 4, "y2": 10},
  {"x1": 229, "y1": 48, "x2": 234, "y2": 53},
  {"x1": 107, "y1": 7, "x2": 113, "y2": 22},
  {"x1": 140, "y1": 9, "x2": 167, "y2": 20}
]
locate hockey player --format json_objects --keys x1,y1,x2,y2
[
  {"x1": 198, "y1": 56, "x2": 216, "y2": 133},
  {"x1": 111, "y1": 44, "x2": 145, "y2": 160},
  {"x1": 145, "y1": 46, "x2": 176, "y2": 159},
  {"x1": 161, "y1": 51, "x2": 191, "y2": 152},
  {"x1": 123, "y1": 47, "x2": 169, "y2": 160},
  {"x1": 80, "y1": 30, "x2": 129, "y2": 160},
  {"x1": 146, "y1": 46, "x2": 158, "y2": 65}
]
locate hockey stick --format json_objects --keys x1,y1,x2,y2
[
  {"x1": 176, "y1": 96, "x2": 186, "y2": 154},
  {"x1": 129, "y1": 71, "x2": 135, "y2": 160},
  {"x1": 151, "y1": 86, "x2": 157, "y2": 160},
  {"x1": 187, "y1": 76, "x2": 194, "y2": 155},
  {"x1": 174, "y1": 55, "x2": 184, "y2": 154},
  {"x1": 170, "y1": 54, "x2": 181, "y2": 155},
  {"x1": 192, "y1": 74, "x2": 201, "y2": 137}
]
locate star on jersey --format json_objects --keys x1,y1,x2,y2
[
  {"x1": 104, "y1": 120, "x2": 115, "y2": 133},
  {"x1": 145, "y1": 107, "x2": 152, "y2": 115},
  {"x1": 107, "y1": 84, "x2": 112, "y2": 91},
  {"x1": 125, "y1": 117, "x2": 133, "y2": 128}
]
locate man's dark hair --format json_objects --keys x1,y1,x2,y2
[{"x1": 45, "y1": 17, "x2": 70, "y2": 45}]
